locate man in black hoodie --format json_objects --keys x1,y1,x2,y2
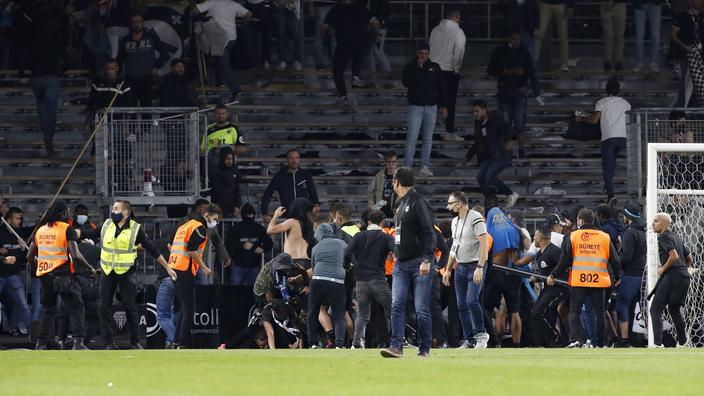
[
  {"x1": 226, "y1": 203, "x2": 273, "y2": 286},
  {"x1": 487, "y1": 30, "x2": 534, "y2": 156},
  {"x1": 615, "y1": 203, "x2": 646, "y2": 347},
  {"x1": 380, "y1": 167, "x2": 436, "y2": 358},
  {"x1": 471, "y1": 100, "x2": 520, "y2": 208},
  {"x1": 261, "y1": 148, "x2": 320, "y2": 221},
  {"x1": 402, "y1": 40, "x2": 447, "y2": 177},
  {"x1": 159, "y1": 58, "x2": 198, "y2": 107}
]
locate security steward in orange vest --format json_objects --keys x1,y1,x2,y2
[
  {"x1": 26, "y1": 200, "x2": 97, "y2": 350},
  {"x1": 547, "y1": 208, "x2": 620, "y2": 348},
  {"x1": 169, "y1": 203, "x2": 222, "y2": 348}
]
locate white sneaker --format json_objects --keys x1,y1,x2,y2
[
  {"x1": 444, "y1": 132, "x2": 464, "y2": 141},
  {"x1": 676, "y1": 343, "x2": 687, "y2": 348},
  {"x1": 292, "y1": 61, "x2": 303, "y2": 71},
  {"x1": 263, "y1": 60, "x2": 271, "y2": 70},
  {"x1": 582, "y1": 340, "x2": 594, "y2": 348},
  {"x1": 351, "y1": 75, "x2": 365, "y2": 87},
  {"x1": 652, "y1": 344, "x2": 664, "y2": 348},
  {"x1": 506, "y1": 192, "x2": 520, "y2": 208},
  {"x1": 535, "y1": 95, "x2": 546, "y2": 106},
  {"x1": 334, "y1": 96, "x2": 348, "y2": 105},
  {"x1": 419, "y1": 166, "x2": 434, "y2": 177},
  {"x1": 560, "y1": 63, "x2": 569, "y2": 72},
  {"x1": 277, "y1": 61, "x2": 287, "y2": 71},
  {"x1": 566, "y1": 341, "x2": 581, "y2": 348},
  {"x1": 633, "y1": 63, "x2": 644, "y2": 72},
  {"x1": 649, "y1": 63, "x2": 660, "y2": 73},
  {"x1": 473, "y1": 332, "x2": 489, "y2": 349},
  {"x1": 457, "y1": 340, "x2": 473, "y2": 349}
]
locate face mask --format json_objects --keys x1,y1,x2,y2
[
  {"x1": 76, "y1": 215, "x2": 88, "y2": 225},
  {"x1": 111, "y1": 212, "x2": 124, "y2": 224},
  {"x1": 207, "y1": 220, "x2": 217, "y2": 229}
]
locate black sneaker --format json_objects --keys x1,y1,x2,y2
[
  {"x1": 615, "y1": 62, "x2": 624, "y2": 72},
  {"x1": 73, "y1": 338, "x2": 90, "y2": 350},
  {"x1": 105, "y1": 342, "x2": 119, "y2": 350},
  {"x1": 380, "y1": 347, "x2": 403, "y2": 358},
  {"x1": 35, "y1": 343, "x2": 48, "y2": 351},
  {"x1": 130, "y1": 343, "x2": 144, "y2": 350},
  {"x1": 604, "y1": 62, "x2": 613, "y2": 71}
]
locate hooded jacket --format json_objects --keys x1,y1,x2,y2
[
  {"x1": 260, "y1": 166, "x2": 319, "y2": 215},
  {"x1": 619, "y1": 222, "x2": 646, "y2": 277},
  {"x1": 209, "y1": 147, "x2": 242, "y2": 217},
  {"x1": 429, "y1": 19, "x2": 467, "y2": 73},
  {"x1": 311, "y1": 223, "x2": 347, "y2": 281},
  {"x1": 225, "y1": 203, "x2": 273, "y2": 268}
]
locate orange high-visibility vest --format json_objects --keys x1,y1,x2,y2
[
  {"x1": 169, "y1": 219, "x2": 207, "y2": 276},
  {"x1": 568, "y1": 229, "x2": 612, "y2": 288},
  {"x1": 35, "y1": 222, "x2": 72, "y2": 277},
  {"x1": 383, "y1": 227, "x2": 395, "y2": 276}
]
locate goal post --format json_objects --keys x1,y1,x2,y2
[{"x1": 646, "y1": 143, "x2": 704, "y2": 347}]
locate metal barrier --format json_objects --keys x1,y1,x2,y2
[
  {"x1": 627, "y1": 108, "x2": 704, "y2": 202},
  {"x1": 96, "y1": 107, "x2": 207, "y2": 207}
]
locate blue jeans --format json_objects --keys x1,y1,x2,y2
[
  {"x1": 30, "y1": 76, "x2": 61, "y2": 141},
  {"x1": 0, "y1": 275, "x2": 31, "y2": 331},
  {"x1": 156, "y1": 278, "x2": 179, "y2": 344},
  {"x1": 520, "y1": 33, "x2": 541, "y2": 96},
  {"x1": 477, "y1": 155, "x2": 513, "y2": 196},
  {"x1": 580, "y1": 298, "x2": 597, "y2": 344},
  {"x1": 600, "y1": 137, "x2": 626, "y2": 197},
  {"x1": 216, "y1": 40, "x2": 241, "y2": 97},
  {"x1": 454, "y1": 263, "x2": 486, "y2": 340},
  {"x1": 195, "y1": 266, "x2": 212, "y2": 285},
  {"x1": 390, "y1": 258, "x2": 433, "y2": 354},
  {"x1": 634, "y1": 4, "x2": 661, "y2": 66},
  {"x1": 276, "y1": 7, "x2": 301, "y2": 63},
  {"x1": 31, "y1": 277, "x2": 42, "y2": 321},
  {"x1": 616, "y1": 274, "x2": 643, "y2": 320},
  {"x1": 404, "y1": 105, "x2": 437, "y2": 168},
  {"x1": 498, "y1": 94, "x2": 528, "y2": 136},
  {"x1": 229, "y1": 266, "x2": 260, "y2": 286}
]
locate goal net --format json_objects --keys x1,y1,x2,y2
[{"x1": 645, "y1": 143, "x2": 704, "y2": 347}]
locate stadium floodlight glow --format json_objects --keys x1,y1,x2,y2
[{"x1": 645, "y1": 143, "x2": 704, "y2": 348}]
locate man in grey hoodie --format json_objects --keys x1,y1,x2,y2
[
  {"x1": 429, "y1": 8, "x2": 466, "y2": 141},
  {"x1": 308, "y1": 223, "x2": 348, "y2": 348}
]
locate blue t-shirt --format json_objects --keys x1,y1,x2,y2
[{"x1": 486, "y1": 207, "x2": 521, "y2": 254}]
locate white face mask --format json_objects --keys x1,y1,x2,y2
[
  {"x1": 207, "y1": 220, "x2": 217, "y2": 229},
  {"x1": 76, "y1": 215, "x2": 88, "y2": 225}
]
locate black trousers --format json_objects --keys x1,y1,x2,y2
[
  {"x1": 650, "y1": 271, "x2": 691, "y2": 345},
  {"x1": 307, "y1": 279, "x2": 346, "y2": 348},
  {"x1": 127, "y1": 76, "x2": 153, "y2": 107},
  {"x1": 38, "y1": 274, "x2": 85, "y2": 344},
  {"x1": 99, "y1": 270, "x2": 140, "y2": 345},
  {"x1": 441, "y1": 71, "x2": 460, "y2": 133},
  {"x1": 430, "y1": 275, "x2": 447, "y2": 343},
  {"x1": 175, "y1": 269, "x2": 196, "y2": 347},
  {"x1": 569, "y1": 287, "x2": 606, "y2": 346},
  {"x1": 531, "y1": 285, "x2": 567, "y2": 346},
  {"x1": 332, "y1": 45, "x2": 369, "y2": 97},
  {"x1": 58, "y1": 274, "x2": 100, "y2": 344}
]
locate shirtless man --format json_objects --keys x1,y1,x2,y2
[
  {"x1": 482, "y1": 194, "x2": 524, "y2": 347},
  {"x1": 266, "y1": 197, "x2": 315, "y2": 278}
]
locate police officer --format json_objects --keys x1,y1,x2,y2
[
  {"x1": 27, "y1": 200, "x2": 97, "y2": 350},
  {"x1": 99, "y1": 200, "x2": 176, "y2": 350},
  {"x1": 201, "y1": 104, "x2": 247, "y2": 167},
  {"x1": 169, "y1": 203, "x2": 222, "y2": 349},
  {"x1": 548, "y1": 208, "x2": 620, "y2": 348}
]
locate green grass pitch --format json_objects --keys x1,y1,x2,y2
[{"x1": 1, "y1": 349, "x2": 703, "y2": 395}]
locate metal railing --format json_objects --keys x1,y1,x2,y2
[
  {"x1": 96, "y1": 107, "x2": 207, "y2": 207},
  {"x1": 628, "y1": 108, "x2": 704, "y2": 202}
]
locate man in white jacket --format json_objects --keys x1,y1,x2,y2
[{"x1": 429, "y1": 9, "x2": 466, "y2": 142}]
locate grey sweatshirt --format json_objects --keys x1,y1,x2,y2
[{"x1": 311, "y1": 223, "x2": 347, "y2": 281}]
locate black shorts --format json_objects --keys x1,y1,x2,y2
[{"x1": 482, "y1": 268, "x2": 522, "y2": 314}]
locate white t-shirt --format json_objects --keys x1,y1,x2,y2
[
  {"x1": 526, "y1": 232, "x2": 564, "y2": 257},
  {"x1": 595, "y1": 96, "x2": 631, "y2": 141},
  {"x1": 197, "y1": 0, "x2": 250, "y2": 41},
  {"x1": 450, "y1": 210, "x2": 487, "y2": 263}
]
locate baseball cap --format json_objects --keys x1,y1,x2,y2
[{"x1": 545, "y1": 213, "x2": 566, "y2": 226}]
